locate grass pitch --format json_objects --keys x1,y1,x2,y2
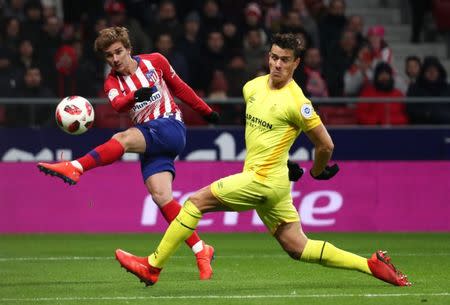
[{"x1": 0, "y1": 233, "x2": 449, "y2": 305}]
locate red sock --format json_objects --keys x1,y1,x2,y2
[
  {"x1": 77, "y1": 138, "x2": 125, "y2": 171},
  {"x1": 160, "y1": 199, "x2": 202, "y2": 248}
]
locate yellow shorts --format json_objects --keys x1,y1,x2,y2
[{"x1": 210, "y1": 171, "x2": 300, "y2": 234}]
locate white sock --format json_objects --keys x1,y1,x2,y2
[
  {"x1": 192, "y1": 240, "x2": 204, "y2": 254},
  {"x1": 71, "y1": 160, "x2": 84, "y2": 172}
]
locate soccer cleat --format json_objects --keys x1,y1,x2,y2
[
  {"x1": 368, "y1": 250, "x2": 411, "y2": 286},
  {"x1": 115, "y1": 249, "x2": 161, "y2": 286},
  {"x1": 37, "y1": 161, "x2": 82, "y2": 185},
  {"x1": 195, "y1": 243, "x2": 215, "y2": 280}
]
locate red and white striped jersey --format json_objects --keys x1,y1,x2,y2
[{"x1": 104, "y1": 53, "x2": 212, "y2": 125}]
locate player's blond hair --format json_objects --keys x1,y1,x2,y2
[{"x1": 94, "y1": 26, "x2": 132, "y2": 53}]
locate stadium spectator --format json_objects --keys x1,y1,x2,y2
[
  {"x1": 357, "y1": 62, "x2": 408, "y2": 125},
  {"x1": 261, "y1": 0, "x2": 283, "y2": 33},
  {"x1": 290, "y1": 0, "x2": 320, "y2": 47},
  {"x1": 105, "y1": 0, "x2": 151, "y2": 55},
  {"x1": 21, "y1": 0, "x2": 44, "y2": 45},
  {"x1": 404, "y1": 55, "x2": 421, "y2": 86},
  {"x1": 225, "y1": 54, "x2": 249, "y2": 97},
  {"x1": 324, "y1": 29, "x2": 357, "y2": 96},
  {"x1": 408, "y1": 0, "x2": 431, "y2": 43},
  {"x1": 200, "y1": 0, "x2": 223, "y2": 37},
  {"x1": 10, "y1": 66, "x2": 53, "y2": 126},
  {"x1": 3, "y1": 0, "x2": 26, "y2": 21},
  {"x1": 154, "y1": 32, "x2": 189, "y2": 83},
  {"x1": 177, "y1": 11, "x2": 203, "y2": 93},
  {"x1": 222, "y1": 18, "x2": 243, "y2": 55},
  {"x1": 12, "y1": 39, "x2": 39, "y2": 77},
  {"x1": 242, "y1": 2, "x2": 268, "y2": 44},
  {"x1": 280, "y1": 10, "x2": 313, "y2": 49},
  {"x1": 366, "y1": 25, "x2": 393, "y2": 66},
  {"x1": 346, "y1": 15, "x2": 367, "y2": 49},
  {"x1": 0, "y1": 45, "x2": 18, "y2": 97},
  {"x1": 243, "y1": 29, "x2": 269, "y2": 79},
  {"x1": 199, "y1": 30, "x2": 228, "y2": 95},
  {"x1": 319, "y1": 0, "x2": 347, "y2": 59},
  {"x1": 407, "y1": 56, "x2": 450, "y2": 124},
  {"x1": 344, "y1": 44, "x2": 372, "y2": 96},
  {"x1": 148, "y1": 0, "x2": 183, "y2": 44},
  {"x1": 208, "y1": 70, "x2": 228, "y2": 100},
  {"x1": 295, "y1": 47, "x2": 329, "y2": 97},
  {"x1": 2, "y1": 17, "x2": 22, "y2": 55}
]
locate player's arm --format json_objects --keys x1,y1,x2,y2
[
  {"x1": 153, "y1": 53, "x2": 218, "y2": 123},
  {"x1": 305, "y1": 124, "x2": 339, "y2": 180},
  {"x1": 104, "y1": 78, "x2": 134, "y2": 112}
]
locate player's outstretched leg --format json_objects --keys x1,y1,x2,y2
[
  {"x1": 300, "y1": 240, "x2": 411, "y2": 286},
  {"x1": 159, "y1": 199, "x2": 214, "y2": 280},
  {"x1": 37, "y1": 138, "x2": 124, "y2": 185},
  {"x1": 115, "y1": 249, "x2": 161, "y2": 286}
]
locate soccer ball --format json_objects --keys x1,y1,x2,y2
[{"x1": 55, "y1": 96, "x2": 95, "y2": 135}]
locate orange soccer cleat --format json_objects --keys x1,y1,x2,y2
[
  {"x1": 37, "y1": 161, "x2": 82, "y2": 185},
  {"x1": 115, "y1": 249, "x2": 161, "y2": 286},
  {"x1": 195, "y1": 243, "x2": 215, "y2": 280},
  {"x1": 368, "y1": 250, "x2": 411, "y2": 286}
]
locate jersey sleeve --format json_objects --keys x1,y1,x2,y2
[
  {"x1": 289, "y1": 97, "x2": 322, "y2": 131},
  {"x1": 104, "y1": 75, "x2": 135, "y2": 113},
  {"x1": 152, "y1": 53, "x2": 213, "y2": 116}
]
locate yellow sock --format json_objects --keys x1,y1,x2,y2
[
  {"x1": 300, "y1": 239, "x2": 371, "y2": 274},
  {"x1": 148, "y1": 200, "x2": 202, "y2": 268}
]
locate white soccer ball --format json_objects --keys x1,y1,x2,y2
[{"x1": 55, "y1": 96, "x2": 95, "y2": 135}]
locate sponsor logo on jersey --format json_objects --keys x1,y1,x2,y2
[
  {"x1": 132, "y1": 91, "x2": 162, "y2": 111},
  {"x1": 245, "y1": 113, "x2": 273, "y2": 130},
  {"x1": 301, "y1": 104, "x2": 313, "y2": 119}
]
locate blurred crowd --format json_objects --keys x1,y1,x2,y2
[{"x1": 0, "y1": 0, "x2": 449, "y2": 127}]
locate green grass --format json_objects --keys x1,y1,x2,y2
[{"x1": 0, "y1": 233, "x2": 449, "y2": 305}]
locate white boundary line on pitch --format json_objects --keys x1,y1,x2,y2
[
  {"x1": 1, "y1": 293, "x2": 449, "y2": 302},
  {"x1": 1, "y1": 253, "x2": 450, "y2": 262}
]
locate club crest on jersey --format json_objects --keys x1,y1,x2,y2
[{"x1": 145, "y1": 70, "x2": 158, "y2": 83}]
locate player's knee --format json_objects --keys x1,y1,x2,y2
[
  {"x1": 151, "y1": 189, "x2": 171, "y2": 207},
  {"x1": 112, "y1": 131, "x2": 130, "y2": 149}
]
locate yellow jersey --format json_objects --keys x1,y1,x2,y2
[{"x1": 242, "y1": 74, "x2": 322, "y2": 185}]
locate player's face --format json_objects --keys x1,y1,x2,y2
[
  {"x1": 268, "y1": 45, "x2": 300, "y2": 87},
  {"x1": 104, "y1": 41, "x2": 132, "y2": 74}
]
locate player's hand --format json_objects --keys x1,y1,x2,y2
[
  {"x1": 287, "y1": 160, "x2": 304, "y2": 181},
  {"x1": 203, "y1": 111, "x2": 220, "y2": 124},
  {"x1": 134, "y1": 87, "x2": 153, "y2": 103},
  {"x1": 310, "y1": 164, "x2": 339, "y2": 180}
]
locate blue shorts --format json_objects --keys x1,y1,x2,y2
[{"x1": 134, "y1": 118, "x2": 186, "y2": 182}]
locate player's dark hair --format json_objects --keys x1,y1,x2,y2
[
  {"x1": 94, "y1": 26, "x2": 132, "y2": 53},
  {"x1": 271, "y1": 33, "x2": 305, "y2": 58}
]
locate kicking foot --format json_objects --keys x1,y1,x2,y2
[
  {"x1": 37, "y1": 161, "x2": 82, "y2": 185},
  {"x1": 368, "y1": 250, "x2": 411, "y2": 286}
]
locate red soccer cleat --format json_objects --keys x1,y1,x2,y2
[
  {"x1": 115, "y1": 249, "x2": 161, "y2": 286},
  {"x1": 195, "y1": 243, "x2": 215, "y2": 280},
  {"x1": 368, "y1": 250, "x2": 411, "y2": 286},
  {"x1": 37, "y1": 161, "x2": 82, "y2": 185}
]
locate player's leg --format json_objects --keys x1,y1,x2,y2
[
  {"x1": 273, "y1": 222, "x2": 410, "y2": 286},
  {"x1": 116, "y1": 184, "x2": 224, "y2": 285},
  {"x1": 37, "y1": 127, "x2": 143, "y2": 185},
  {"x1": 144, "y1": 171, "x2": 214, "y2": 280}
]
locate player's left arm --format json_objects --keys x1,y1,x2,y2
[
  {"x1": 153, "y1": 53, "x2": 218, "y2": 122},
  {"x1": 304, "y1": 124, "x2": 336, "y2": 178}
]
